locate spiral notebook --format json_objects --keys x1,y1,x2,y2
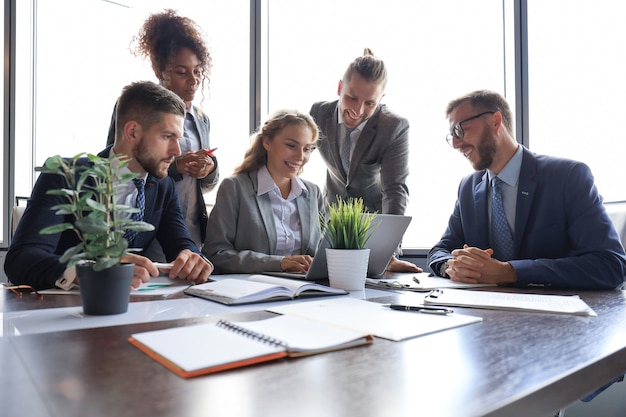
[{"x1": 129, "y1": 314, "x2": 374, "y2": 378}]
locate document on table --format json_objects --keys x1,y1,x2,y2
[
  {"x1": 423, "y1": 288, "x2": 597, "y2": 316},
  {"x1": 131, "y1": 277, "x2": 191, "y2": 297},
  {"x1": 266, "y1": 298, "x2": 482, "y2": 341},
  {"x1": 39, "y1": 276, "x2": 190, "y2": 297},
  {"x1": 366, "y1": 272, "x2": 494, "y2": 292}
]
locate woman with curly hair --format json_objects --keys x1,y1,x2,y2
[{"x1": 107, "y1": 9, "x2": 218, "y2": 260}]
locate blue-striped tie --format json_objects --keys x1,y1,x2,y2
[
  {"x1": 124, "y1": 178, "x2": 145, "y2": 245},
  {"x1": 491, "y1": 177, "x2": 514, "y2": 260}
]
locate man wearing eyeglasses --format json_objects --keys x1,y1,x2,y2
[{"x1": 428, "y1": 90, "x2": 626, "y2": 290}]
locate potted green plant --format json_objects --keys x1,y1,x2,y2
[
  {"x1": 37, "y1": 152, "x2": 155, "y2": 315},
  {"x1": 320, "y1": 197, "x2": 378, "y2": 290}
]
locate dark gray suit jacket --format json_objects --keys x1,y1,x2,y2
[
  {"x1": 203, "y1": 170, "x2": 324, "y2": 274},
  {"x1": 310, "y1": 100, "x2": 409, "y2": 214}
]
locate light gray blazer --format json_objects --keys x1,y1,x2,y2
[
  {"x1": 310, "y1": 100, "x2": 410, "y2": 215},
  {"x1": 203, "y1": 170, "x2": 325, "y2": 273}
]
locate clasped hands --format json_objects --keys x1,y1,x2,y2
[
  {"x1": 176, "y1": 149, "x2": 216, "y2": 179},
  {"x1": 445, "y1": 245, "x2": 516, "y2": 285}
]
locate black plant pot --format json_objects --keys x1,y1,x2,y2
[{"x1": 76, "y1": 263, "x2": 134, "y2": 315}]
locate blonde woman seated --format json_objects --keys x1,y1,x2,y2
[{"x1": 203, "y1": 110, "x2": 323, "y2": 274}]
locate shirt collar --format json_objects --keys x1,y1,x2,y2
[
  {"x1": 488, "y1": 144, "x2": 523, "y2": 187},
  {"x1": 336, "y1": 107, "x2": 367, "y2": 133},
  {"x1": 257, "y1": 166, "x2": 307, "y2": 198}
]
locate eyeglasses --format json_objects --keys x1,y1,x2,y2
[
  {"x1": 445, "y1": 111, "x2": 495, "y2": 146},
  {"x1": 2, "y1": 284, "x2": 43, "y2": 300}
]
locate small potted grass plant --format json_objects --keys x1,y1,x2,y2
[
  {"x1": 320, "y1": 197, "x2": 378, "y2": 290},
  {"x1": 38, "y1": 152, "x2": 155, "y2": 315}
]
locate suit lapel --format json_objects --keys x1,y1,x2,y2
[
  {"x1": 295, "y1": 190, "x2": 314, "y2": 252},
  {"x1": 250, "y1": 172, "x2": 277, "y2": 253},
  {"x1": 349, "y1": 117, "x2": 377, "y2": 179},
  {"x1": 191, "y1": 106, "x2": 210, "y2": 148},
  {"x1": 513, "y1": 149, "x2": 537, "y2": 255},
  {"x1": 326, "y1": 105, "x2": 346, "y2": 179}
]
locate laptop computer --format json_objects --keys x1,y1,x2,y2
[{"x1": 265, "y1": 214, "x2": 412, "y2": 280}]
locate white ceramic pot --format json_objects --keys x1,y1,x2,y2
[{"x1": 325, "y1": 248, "x2": 370, "y2": 291}]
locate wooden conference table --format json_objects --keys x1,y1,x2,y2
[{"x1": 2, "y1": 276, "x2": 626, "y2": 417}]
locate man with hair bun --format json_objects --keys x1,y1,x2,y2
[{"x1": 310, "y1": 48, "x2": 418, "y2": 273}]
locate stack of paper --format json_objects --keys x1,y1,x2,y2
[
  {"x1": 423, "y1": 289, "x2": 597, "y2": 316},
  {"x1": 267, "y1": 298, "x2": 482, "y2": 341}
]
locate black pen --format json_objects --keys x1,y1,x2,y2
[{"x1": 385, "y1": 304, "x2": 453, "y2": 315}]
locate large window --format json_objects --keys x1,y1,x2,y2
[
  {"x1": 15, "y1": 0, "x2": 250, "y2": 201},
  {"x1": 1, "y1": 1, "x2": 5, "y2": 245},
  {"x1": 7, "y1": 0, "x2": 626, "y2": 254},
  {"x1": 527, "y1": 0, "x2": 626, "y2": 203},
  {"x1": 266, "y1": 0, "x2": 515, "y2": 249}
]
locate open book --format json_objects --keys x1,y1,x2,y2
[
  {"x1": 129, "y1": 314, "x2": 374, "y2": 378},
  {"x1": 184, "y1": 275, "x2": 347, "y2": 305},
  {"x1": 423, "y1": 288, "x2": 597, "y2": 316}
]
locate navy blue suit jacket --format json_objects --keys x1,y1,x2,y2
[
  {"x1": 5, "y1": 147, "x2": 200, "y2": 290},
  {"x1": 106, "y1": 104, "x2": 218, "y2": 243},
  {"x1": 428, "y1": 147, "x2": 626, "y2": 290}
]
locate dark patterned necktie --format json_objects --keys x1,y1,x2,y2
[
  {"x1": 340, "y1": 127, "x2": 354, "y2": 173},
  {"x1": 124, "y1": 178, "x2": 145, "y2": 245},
  {"x1": 491, "y1": 177, "x2": 514, "y2": 260}
]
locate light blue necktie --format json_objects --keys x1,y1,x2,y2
[
  {"x1": 340, "y1": 127, "x2": 354, "y2": 174},
  {"x1": 124, "y1": 178, "x2": 145, "y2": 245},
  {"x1": 491, "y1": 177, "x2": 514, "y2": 261}
]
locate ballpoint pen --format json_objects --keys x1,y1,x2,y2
[
  {"x1": 137, "y1": 284, "x2": 172, "y2": 291},
  {"x1": 205, "y1": 147, "x2": 218, "y2": 156},
  {"x1": 384, "y1": 304, "x2": 453, "y2": 315}
]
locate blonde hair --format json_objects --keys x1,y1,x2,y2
[
  {"x1": 342, "y1": 48, "x2": 388, "y2": 90},
  {"x1": 234, "y1": 110, "x2": 319, "y2": 175}
]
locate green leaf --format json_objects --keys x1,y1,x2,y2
[
  {"x1": 85, "y1": 198, "x2": 107, "y2": 213},
  {"x1": 59, "y1": 244, "x2": 86, "y2": 264},
  {"x1": 46, "y1": 188, "x2": 77, "y2": 198},
  {"x1": 124, "y1": 221, "x2": 155, "y2": 232},
  {"x1": 75, "y1": 217, "x2": 108, "y2": 234},
  {"x1": 119, "y1": 172, "x2": 139, "y2": 182},
  {"x1": 93, "y1": 257, "x2": 120, "y2": 271},
  {"x1": 320, "y1": 197, "x2": 378, "y2": 249},
  {"x1": 40, "y1": 223, "x2": 75, "y2": 235}
]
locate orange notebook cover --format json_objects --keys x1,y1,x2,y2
[{"x1": 129, "y1": 315, "x2": 373, "y2": 378}]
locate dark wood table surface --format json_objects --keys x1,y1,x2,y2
[{"x1": 2, "y1": 287, "x2": 626, "y2": 417}]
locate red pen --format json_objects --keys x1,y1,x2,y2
[{"x1": 205, "y1": 147, "x2": 218, "y2": 156}]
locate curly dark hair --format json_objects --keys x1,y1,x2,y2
[{"x1": 132, "y1": 9, "x2": 212, "y2": 92}]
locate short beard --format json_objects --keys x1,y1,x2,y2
[
  {"x1": 472, "y1": 131, "x2": 497, "y2": 171},
  {"x1": 133, "y1": 137, "x2": 169, "y2": 179}
]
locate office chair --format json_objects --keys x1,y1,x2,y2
[{"x1": 11, "y1": 196, "x2": 29, "y2": 238}]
